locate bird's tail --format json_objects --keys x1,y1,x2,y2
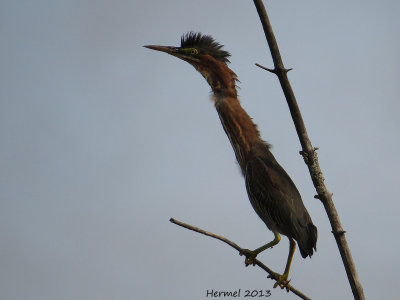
[{"x1": 298, "y1": 223, "x2": 318, "y2": 258}]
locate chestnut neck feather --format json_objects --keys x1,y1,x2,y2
[{"x1": 194, "y1": 55, "x2": 263, "y2": 171}]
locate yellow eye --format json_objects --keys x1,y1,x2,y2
[{"x1": 182, "y1": 48, "x2": 198, "y2": 55}]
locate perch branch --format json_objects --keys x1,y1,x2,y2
[
  {"x1": 170, "y1": 218, "x2": 312, "y2": 300},
  {"x1": 252, "y1": 1, "x2": 365, "y2": 300}
]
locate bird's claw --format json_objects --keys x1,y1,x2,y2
[
  {"x1": 267, "y1": 273, "x2": 290, "y2": 292},
  {"x1": 239, "y1": 249, "x2": 257, "y2": 266}
]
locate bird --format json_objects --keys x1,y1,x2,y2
[{"x1": 144, "y1": 32, "x2": 317, "y2": 290}]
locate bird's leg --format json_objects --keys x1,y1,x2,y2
[
  {"x1": 240, "y1": 232, "x2": 281, "y2": 266},
  {"x1": 270, "y1": 238, "x2": 296, "y2": 291}
]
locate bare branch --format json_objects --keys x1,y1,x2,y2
[
  {"x1": 255, "y1": 63, "x2": 276, "y2": 74},
  {"x1": 170, "y1": 218, "x2": 312, "y2": 300},
  {"x1": 252, "y1": 1, "x2": 365, "y2": 299},
  {"x1": 255, "y1": 63, "x2": 292, "y2": 74}
]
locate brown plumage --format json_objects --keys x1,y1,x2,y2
[{"x1": 145, "y1": 32, "x2": 317, "y2": 289}]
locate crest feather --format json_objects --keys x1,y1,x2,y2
[{"x1": 181, "y1": 32, "x2": 231, "y2": 63}]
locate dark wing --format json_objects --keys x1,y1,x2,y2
[{"x1": 245, "y1": 149, "x2": 317, "y2": 258}]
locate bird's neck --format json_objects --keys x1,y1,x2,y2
[
  {"x1": 215, "y1": 95, "x2": 263, "y2": 171},
  {"x1": 193, "y1": 56, "x2": 238, "y2": 98},
  {"x1": 194, "y1": 57, "x2": 263, "y2": 170}
]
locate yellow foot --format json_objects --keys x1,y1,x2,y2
[
  {"x1": 239, "y1": 249, "x2": 257, "y2": 266},
  {"x1": 268, "y1": 273, "x2": 291, "y2": 292}
]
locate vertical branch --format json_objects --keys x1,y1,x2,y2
[{"x1": 252, "y1": 1, "x2": 365, "y2": 300}]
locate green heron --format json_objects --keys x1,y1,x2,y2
[{"x1": 145, "y1": 32, "x2": 317, "y2": 289}]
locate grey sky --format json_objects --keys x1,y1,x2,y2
[{"x1": 1, "y1": 0, "x2": 399, "y2": 299}]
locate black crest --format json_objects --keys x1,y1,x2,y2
[{"x1": 180, "y1": 32, "x2": 231, "y2": 63}]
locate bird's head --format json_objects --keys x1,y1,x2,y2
[{"x1": 145, "y1": 32, "x2": 237, "y2": 96}]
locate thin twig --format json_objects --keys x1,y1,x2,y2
[
  {"x1": 252, "y1": 1, "x2": 365, "y2": 299},
  {"x1": 170, "y1": 218, "x2": 312, "y2": 300},
  {"x1": 255, "y1": 63, "x2": 292, "y2": 74}
]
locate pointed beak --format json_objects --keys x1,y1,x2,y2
[
  {"x1": 144, "y1": 45, "x2": 179, "y2": 56},
  {"x1": 144, "y1": 45, "x2": 199, "y2": 64}
]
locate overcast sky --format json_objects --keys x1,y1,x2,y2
[{"x1": 1, "y1": 1, "x2": 399, "y2": 299}]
